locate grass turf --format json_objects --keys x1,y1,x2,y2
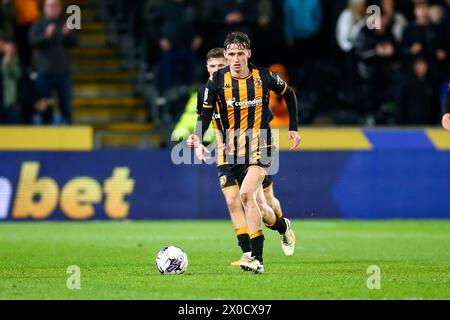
[{"x1": 0, "y1": 220, "x2": 449, "y2": 300}]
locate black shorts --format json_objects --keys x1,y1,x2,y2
[
  {"x1": 223, "y1": 145, "x2": 274, "y2": 169},
  {"x1": 262, "y1": 175, "x2": 273, "y2": 190},
  {"x1": 218, "y1": 163, "x2": 272, "y2": 191}
]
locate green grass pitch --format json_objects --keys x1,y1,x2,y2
[{"x1": 0, "y1": 220, "x2": 449, "y2": 299}]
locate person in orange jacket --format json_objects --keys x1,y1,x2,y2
[{"x1": 268, "y1": 63, "x2": 291, "y2": 128}]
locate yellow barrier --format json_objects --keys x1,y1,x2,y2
[
  {"x1": 0, "y1": 126, "x2": 93, "y2": 150},
  {"x1": 275, "y1": 128, "x2": 373, "y2": 150},
  {"x1": 0, "y1": 126, "x2": 446, "y2": 151},
  {"x1": 425, "y1": 129, "x2": 450, "y2": 150}
]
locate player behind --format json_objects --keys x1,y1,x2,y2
[
  {"x1": 193, "y1": 32, "x2": 301, "y2": 274},
  {"x1": 190, "y1": 48, "x2": 297, "y2": 267}
]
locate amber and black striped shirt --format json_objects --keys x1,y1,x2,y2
[{"x1": 197, "y1": 64, "x2": 297, "y2": 166}]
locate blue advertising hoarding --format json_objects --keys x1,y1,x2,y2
[{"x1": 1, "y1": 149, "x2": 449, "y2": 220}]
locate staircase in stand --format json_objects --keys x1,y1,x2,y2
[{"x1": 68, "y1": 0, "x2": 159, "y2": 148}]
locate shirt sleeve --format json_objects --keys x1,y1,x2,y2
[
  {"x1": 196, "y1": 86, "x2": 205, "y2": 116},
  {"x1": 268, "y1": 71, "x2": 288, "y2": 96},
  {"x1": 194, "y1": 80, "x2": 217, "y2": 141}
]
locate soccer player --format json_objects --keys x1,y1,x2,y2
[
  {"x1": 193, "y1": 32, "x2": 301, "y2": 274},
  {"x1": 190, "y1": 48, "x2": 297, "y2": 268}
]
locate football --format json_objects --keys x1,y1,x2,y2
[{"x1": 156, "y1": 246, "x2": 189, "y2": 275}]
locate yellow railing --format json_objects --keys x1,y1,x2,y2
[{"x1": 0, "y1": 126, "x2": 93, "y2": 150}]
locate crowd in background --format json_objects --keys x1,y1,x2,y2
[
  {"x1": 127, "y1": 0, "x2": 449, "y2": 126},
  {"x1": 0, "y1": 0, "x2": 78, "y2": 125},
  {"x1": 0, "y1": 0, "x2": 449, "y2": 127}
]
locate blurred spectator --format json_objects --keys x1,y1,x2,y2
[
  {"x1": 284, "y1": 0, "x2": 322, "y2": 66},
  {"x1": 444, "y1": 82, "x2": 450, "y2": 114},
  {"x1": 440, "y1": 62, "x2": 450, "y2": 113},
  {"x1": 1, "y1": 0, "x2": 17, "y2": 43},
  {"x1": 336, "y1": 0, "x2": 366, "y2": 53},
  {"x1": 0, "y1": 43, "x2": 21, "y2": 124},
  {"x1": 14, "y1": 0, "x2": 41, "y2": 71},
  {"x1": 155, "y1": 0, "x2": 202, "y2": 94},
  {"x1": 13, "y1": 0, "x2": 41, "y2": 125},
  {"x1": 170, "y1": 88, "x2": 214, "y2": 144},
  {"x1": 396, "y1": 57, "x2": 436, "y2": 124},
  {"x1": 336, "y1": 0, "x2": 366, "y2": 106},
  {"x1": 395, "y1": 0, "x2": 416, "y2": 21},
  {"x1": 0, "y1": 0, "x2": 443, "y2": 129},
  {"x1": 29, "y1": 0, "x2": 77, "y2": 125},
  {"x1": 381, "y1": 0, "x2": 408, "y2": 42},
  {"x1": 428, "y1": 2, "x2": 449, "y2": 80},
  {"x1": 354, "y1": 13, "x2": 400, "y2": 123},
  {"x1": 444, "y1": 0, "x2": 450, "y2": 25},
  {"x1": 429, "y1": 2, "x2": 446, "y2": 27},
  {"x1": 20, "y1": 69, "x2": 53, "y2": 124},
  {"x1": 402, "y1": 1, "x2": 447, "y2": 66},
  {"x1": 2, "y1": 42, "x2": 21, "y2": 122},
  {"x1": 32, "y1": 94, "x2": 55, "y2": 125},
  {"x1": 257, "y1": 0, "x2": 272, "y2": 31},
  {"x1": 252, "y1": 0, "x2": 285, "y2": 66},
  {"x1": 0, "y1": 0, "x2": 20, "y2": 124},
  {"x1": 202, "y1": 0, "x2": 257, "y2": 49},
  {"x1": 141, "y1": 0, "x2": 163, "y2": 66}
]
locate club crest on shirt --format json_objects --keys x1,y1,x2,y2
[
  {"x1": 275, "y1": 74, "x2": 285, "y2": 86},
  {"x1": 254, "y1": 78, "x2": 262, "y2": 88}
]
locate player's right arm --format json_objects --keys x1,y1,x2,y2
[
  {"x1": 267, "y1": 71, "x2": 301, "y2": 150},
  {"x1": 187, "y1": 84, "x2": 206, "y2": 148},
  {"x1": 191, "y1": 80, "x2": 217, "y2": 160}
]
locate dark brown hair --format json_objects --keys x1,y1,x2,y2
[
  {"x1": 206, "y1": 48, "x2": 225, "y2": 61},
  {"x1": 223, "y1": 32, "x2": 251, "y2": 50}
]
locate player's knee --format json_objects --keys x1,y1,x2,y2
[
  {"x1": 240, "y1": 191, "x2": 249, "y2": 205},
  {"x1": 240, "y1": 190, "x2": 254, "y2": 207}
]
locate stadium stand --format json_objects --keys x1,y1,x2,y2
[
  {"x1": 0, "y1": 0, "x2": 449, "y2": 149},
  {"x1": 70, "y1": 0, "x2": 157, "y2": 148}
]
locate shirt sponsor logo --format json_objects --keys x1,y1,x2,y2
[{"x1": 226, "y1": 97, "x2": 262, "y2": 108}]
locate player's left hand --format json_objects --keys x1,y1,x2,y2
[
  {"x1": 288, "y1": 131, "x2": 301, "y2": 150},
  {"x1": 187, "y1": 134, "x2": 200, "y2": 148},
  {"x1": 195, "y1": 144, "x2": 210, "y2": 161},
  {"x1": 442, "y1": 113, "x2": 450, "y2": 131}
]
